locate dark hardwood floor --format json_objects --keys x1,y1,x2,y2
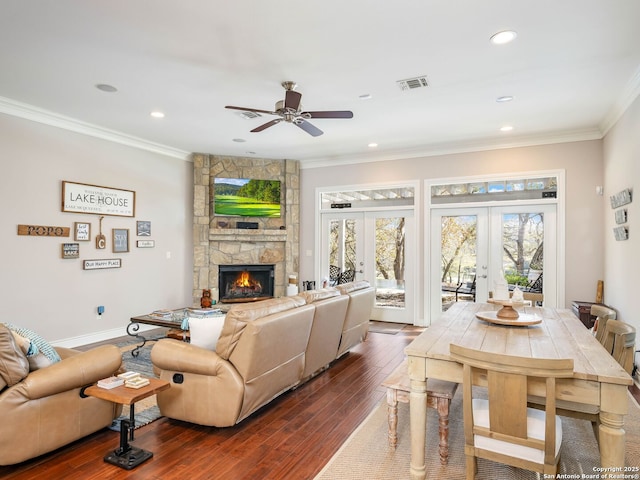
[{"x1": 0, "y1": 325, "x2": 424, "y2": 480}]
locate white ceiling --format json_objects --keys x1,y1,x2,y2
[{"x1": 2, "y1": 1, "x2": 640, "y2": 167}]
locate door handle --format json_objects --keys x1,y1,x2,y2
[{"x1": 479, "y1": 274, "x2": 487, "y2": 279}]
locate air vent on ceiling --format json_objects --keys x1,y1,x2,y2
[
  {"x1": 397, "y1": 76, "x2": 429, "y2": 91},
  {"x1": 237, "y1": 111, "x2": 262, "y2": 119}
]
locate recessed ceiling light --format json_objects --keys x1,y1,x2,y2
[
  {"x1": 368, "y1": 143, "x2": 378, "y2": 148},
  {"x1": 500, "y1": 125, "x2": 514, "y2": 132},
  {"x1": 490, "y1": 30, "x2": 517, "y2": 45},
  {"x1": 150, "y1": 111, "x2": 165, "y2": 118},
  {"x1": 496, "y1": 95, "x2": 514, "y2": 103},
  {"x1": 95, "y1": 84, "x2": 118, "y2": 93},
  {"x1": 359, "y1": 94, "x2": 372, "y2": 100}
]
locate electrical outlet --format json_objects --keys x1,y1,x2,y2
[{"x1": 97, "y1": 305, "x2": 105, "y2": 319}]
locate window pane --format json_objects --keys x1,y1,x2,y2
[{"x1": 375, "y1": 217, "x2": 405, "y2": 309}]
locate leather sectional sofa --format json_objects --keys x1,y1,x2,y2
[{"x1": 150, "y1": 280, "x2": 375, "y2": 427}]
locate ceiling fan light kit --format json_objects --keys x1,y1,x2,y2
[{"x1": 225, "y1": 81, "x2": 353, "y2": 137}]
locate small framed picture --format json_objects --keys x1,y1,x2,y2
[
  {"x1": 74, "y1": 222, "x2": 91, "y2": 241},
  {"x1": 137, "y1": 221, "x2": 151, "y2": 236},
  {"x1": 61, "y1": 243, "x2": 80, "y2": 259},
  {"x1": 614, "y1": 208, "x2": 627, "y2": 225},
  {"x1": 137, "y1": 240, "x2": 155, "y2": 248},
  {"x1": 613, "y1": 226, "x2": 629, "y2": 241},
  {"x1": 112, "y1": 228, "x2": 130, "y2": 253}
]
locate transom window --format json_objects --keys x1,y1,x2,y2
[{"x1": 431, "y1": 176, "x2": 558, "y2": 204}]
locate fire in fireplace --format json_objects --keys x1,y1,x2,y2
[{"x1": 219, "y1": 264, "x2": 275, "y2": 303}]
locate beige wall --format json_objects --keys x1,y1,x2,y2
[
  {"x1": 0, "y1": 114, "x2": 193, "y2": 346},
  {"x1": 300, "y1": 140, "x2": 605, "y2": 323},
  {"x1": 603, "y1": 94, "x2": 640, "y2": 338},
  {"x1": 4, "y1": 100, "x2": 634, "y2": 347}
]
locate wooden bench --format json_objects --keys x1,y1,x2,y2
[{"x1": 381, "y1": 360, "x2": 458, "y2": 464}]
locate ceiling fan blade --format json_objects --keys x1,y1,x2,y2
[
  {"x1": 251, "y1": 118, "x2": 282, "y2": 133},
  {"x1": 296, "y1": 119, "x2": 323, "y2": 137},
  {"x1": 303, "y1": 110, "x2": 353, "y2": 119},
  {"x1": 284, "y1": 90, "x2": 302, "y2": 111},
  {"x1": 225, "y1": 105, "x2": 276, "y2": 115}
]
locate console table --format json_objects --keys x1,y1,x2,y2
[
  {"x1": 129, "y1": 307, "x2": 230, "y2": 356},
  {"x1": 127, "y1": 313, "x2": 184, "y2": 357}
]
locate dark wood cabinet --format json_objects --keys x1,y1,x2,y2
[{"x1": 571, "y1": 301, "x2": 604, "y2": 329}]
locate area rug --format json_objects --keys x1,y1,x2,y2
[
  {"x1": 108, "y1": 339, "x2": 162, "y2": 431},
  {"x1": 314, "y1": 389, "x2": 640, "y2": 480}
]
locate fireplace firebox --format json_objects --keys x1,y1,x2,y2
[{"x1": 218, "y1": 264, "x2": 275, "y2": 303}]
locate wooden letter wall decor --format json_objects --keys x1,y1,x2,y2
[{"x1": 17, "y1": 224, "x2": 70, "y2": 237}]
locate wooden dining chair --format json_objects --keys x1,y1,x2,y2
[
  {"x1": 449, "y1": 344, "x2": 574, "y2": 479},
  {"x1": 592, "y1": 305, "x2": 617, "y2": 344},
  {"x1": 523, "y1": 292, "x2": 543, "y2": 306},
  {"x1": 601, "y1": 319, "x2": 636, "y2": 375}
]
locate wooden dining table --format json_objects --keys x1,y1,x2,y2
[{"x1": 405, "y1": 302, "x2": 633, "y2": 480}]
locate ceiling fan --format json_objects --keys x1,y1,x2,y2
[{"x1": 225, "y1": 81, "x2": 353, "y2": 137}]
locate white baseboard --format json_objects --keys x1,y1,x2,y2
[{"x1": 51, "y1": 324, "x2": 158, "y2": 348}]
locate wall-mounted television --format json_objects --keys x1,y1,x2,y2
[{"x1": 214, "y1": 178, "x2": 281, "y2": 217}]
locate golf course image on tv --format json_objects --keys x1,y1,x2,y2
[{"x1": 214, "y1": 178, "x2": 281, "y2": 217}]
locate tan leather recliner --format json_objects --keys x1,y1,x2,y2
[
  {"x1": 151, "y1": 296, "x2": 315, "y2": 427},
  {"x1": 0, "y1": 341, "x2": 123, "y2": 466},
  {"x1": 298, "y1": 288, "x2": 349, "y2": 380},
  {"x1": 335, "y1": 281, "x2": 375, "y2": 357}
]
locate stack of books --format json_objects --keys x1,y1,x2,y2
[
  {"x1": 97, "y1": 376, "x2": 124, "y2": 389},
  {"x1": 117, "y1": 371, "x2": 150, "y2": 389}
]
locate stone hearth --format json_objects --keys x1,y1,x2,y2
[{"x1": 191, "y1": 155, "x2": 299, "y2": 305}]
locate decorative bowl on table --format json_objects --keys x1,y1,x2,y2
[{"x1": 486, "y1": 298, "x2": 524, "y2": 319}]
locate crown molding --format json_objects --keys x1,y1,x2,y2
[
  {"x1": 1, "y1": 93, "x2": 620, "y2": 170},
  {"x1": 0, "y1": 96, "x2": 191, "y2": 161},
  {"x1": 600, "y1": 65, "x2": 640, "y2": 136},
  {"x1": 300, "y1": 128, "x2": 603, "y2": 170}
]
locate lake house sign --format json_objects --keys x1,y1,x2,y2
[{"x1": 62, "y1": 181, "x2": 135, "y2": 217}]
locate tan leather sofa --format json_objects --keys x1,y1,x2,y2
[
  {"x1": 0, "y1": 330, "x2": 123, "y2": 465},
  {"x1": 151, "y1": 280, "x2": 375, "y2": 427}
]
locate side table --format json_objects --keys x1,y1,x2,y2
[
  {"x1": 83, "y1": 377, "x2": 170, "y2": 469},
  {"x1": 571, "y1": 300, "x2": 607, "y2": 329}
]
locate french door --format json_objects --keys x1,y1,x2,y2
[
  {"x1": 430, "y1": 204, "x2": 557, "y2": 322},
  {"x1": 320, "y1": 210, "x2": 415, "y2": 323}
]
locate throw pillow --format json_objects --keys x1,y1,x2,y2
[
  {"x1": 2, "y1": 323, "x2": 62, "y2": 371},
  {"x1": 0, "y1": 324, "x2": 29, "y2": 389},
  {"x1": 188, "y1": 315, "x2": 226, "y2": 350}
]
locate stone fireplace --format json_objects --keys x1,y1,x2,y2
[
  {"x1": 218, "y1": 264, "x2": 275, "y2": 303},
  {"x1": 191, "y1": 155, "x2": 299, "y2": 305}
]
